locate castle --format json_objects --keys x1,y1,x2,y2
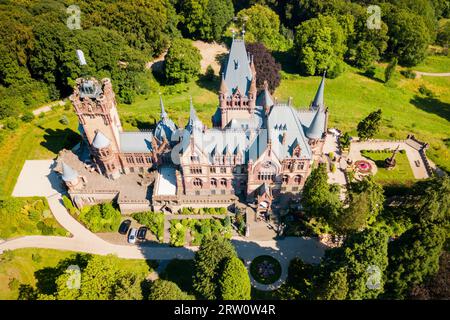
[{"x1": 57, "y1": 38, "x2": 328, "y2": 214}]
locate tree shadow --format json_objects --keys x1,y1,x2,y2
[
  {"x1": 40, "y1": 128, "x2": 81, "y2": 154},
  {"x1": 410, "y1": 95, "x2": 450, "y2": 122},
  {"x1": 159, "y1": 259, "x2": 196, "y2": 294},
  {"x1": 34, "y1": 253, "x2": 91, "y2": 295},
  {"x1": 135, "y1": 119, "x2": 155, "y2": 131},
  {"x1": 356, "y1": 71, "x2": 385, "y2": 84},
  {"x1": 272, "y1": 50, "x2": 299, "y2": 75},
  {"x1": 195, "y1": 74, "x2": 220, "y2": 94}
]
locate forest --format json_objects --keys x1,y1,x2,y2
[{"x1": 0, "y1": 0, "x2": 449, "y2": 120}]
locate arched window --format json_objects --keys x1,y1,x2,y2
[
  {"x1": 211, "y1": 178, "x2": 217, "y2": 187},
  {"x1": 294, "y1": 175, "x2": 302, "y2": 184},
  {"x1": 220, "y1": 178, "x2": 227, "y2": 187},
  {"x1": 282, "y1": 175, "x2": 289, "y2": 183},
  {"x1": 193, "y1": 178, "x2": 202, "y2": 188}
]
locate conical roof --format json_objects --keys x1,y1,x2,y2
[
  {"x1": 306, "y1": 108, "x2": 326, "y2": 140},
  {"x1": 311, "y1": 72, "x2": 326, "y2": 109},
  {"x1": 160, "y1": 95, "x2": 167, "y2": 119},
  {"x1": 61, "y1": 162, "x2": 79, "y2": 182},
  {"x1": 92, "y1": 131, "x2": 111, "y2": 149}
]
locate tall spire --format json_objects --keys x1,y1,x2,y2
[
  {"x1": 159, "y1": 94, "x2": 167, "y2": 119},
  {"x1": 311, "y1": 71, "x2": 326, "y2": 110},
  {"x1": 187, "y1": 96, "x2": 202, "y2": 130}
]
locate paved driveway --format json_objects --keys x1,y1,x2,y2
[{"x1": 12, "y1": 160, "x2": 64, "y2": 197}]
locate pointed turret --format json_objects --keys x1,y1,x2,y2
[
  {"x1": 92, "y1": 131, "x2": 111, "y2": 149},
  {"x1": 186, "y1": 97, "x2": 202, "y2": 131},
  {"x1": 160, "y1": 95, "x2": 167, "y2": 119},
  {"x1": 61, "y1": 162, "x2": 79, "y2": 183},
  {"x1": 256, "y1": 80, "x2": 274, "y2": 114},
  {"x1": 311, "y1": 72, "x2": 326, "y2": 110},
  {"x1": 306, "y1": 108, "x2": 326, "y2": 140}
]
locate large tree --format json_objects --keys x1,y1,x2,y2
[
  {"x1": 148, "y1": 280, "x2": 193, "y2": 300},
  {"x1": 180, "y1": 0, "x2": 234, "y2": 41},
  {"x1": 245, "y1": 42, "x2": 281, "y2": 92},
  {"x1": 383, "y1": 6, "x2": 431, "y2": 66},
  {"x1": 193, "y1": 234, "x2": 238, "y2": 299},
  {"x1": 164, "y1": 38, "x2": 202, "y2": 84},
  {"x1": 219, "y1": 256, "x2": 251, "y2": 300},
  {"x1": 237, "y1": 4, "x2": 286, "y2": 51},
  {"x1": 386, "y1": 223, "x2": 447, "y2": 299},
  {"x1": 357, "y1": 109, "x2": 382, "y2": 140},
  {"x1": 294, "y1": 14, "x2": 348, "y2": 77},
  {"x1": 301, "y1": 163, "x2": 342, "y2": 222}
]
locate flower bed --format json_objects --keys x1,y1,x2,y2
[
  {"x1": 249, "y1": 255, "x2": 282, "y2": 285},
  {"x1": 355, "y1": 160, "x2": 372, "y2": 173}
]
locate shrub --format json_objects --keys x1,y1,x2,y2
[
  {"x1": 364, "y1": 65, "x2": 377, "y2": 78},
  {"x1": 32, "y1": 253, "x2": 42, "y2": 263},
  {"x1": 59, "y1": 115, "x2": 69, "y2": 125},
  {"x1": 400, "y1": 69, "x2": 416, "y2": 79},
  {"x1": 8, "y1": 278, "x2": 20, "y2": 291},
  {"x1": 149, "y1": 280, "x2": 193, "y2": 300},
  {"x1": 384, "y1": 58, "x2": 398, "y2": 83},
  {"x1": 219, "y1": 256, "x2": 251, "y2": 300},
  {"x1": 418, "y1": 85, "x2": 434, "y2": 98},
  {"x1": 21, "y1": 112, "x2": 35, "y2": 123},
  {"x1": 132, "y1": 211, "x2": 164, "y2": 241},
  {"x1": 205, "y1": 65, "x2": 215, "y2": 81},
  {"x1": 5, "y1": 118, "x2": 19, "y2": 130}
]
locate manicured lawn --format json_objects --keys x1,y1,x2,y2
[
  {"x1": 0, "y1": 107, "x2": 79, "y2": 197},
  {"x1": 0, "y1": 248, "x2": 155, "y2": 300},
  {"x1": 0, "y1": 197, "x2": 68, "y2": 239},
  {"x1": 414, "y1": 55, "x2": 450, "y2": 73},
  {"x1": 361, "y1": 150, "x2": 416, "y2": 186}
]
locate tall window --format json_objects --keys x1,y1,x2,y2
[
  {"x1": 211, "y1": 178, "x2": 217, "y2": 187},
  {"x1": 282, "y1": 175, "x2": 289, "y2": 183},
  {"x1": 193, "y1": 178, "x2": 202, "y2": 188},
  {"x1": 294, "y1": 175, "x2": 302, "y2": 184},
  {"x1": 220, "y1": 178, "x2": 227, "y2": 187}
]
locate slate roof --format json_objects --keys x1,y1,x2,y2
[
  {"x1": 92, "y1": 131, "x2": 111, "y2": 149},
  {"x1": 61, "y1": 162, "x2": 79, "y2": 182},
  {"x1": 223, "y1": 39, "x2": 253, "y2": 96},
  {"x1": 305, "y1": 108, "x2": 326, "y2": 140},
  {"x1": 256, "y1": 87, "x2": 274, "y2": 108},
  {"x1": 311, "y1": 73, "x2": 325, "y2": 109},
  {"x1": 119, "y1": 132, "x2": 153, "y2": 153},
  {"x1": 155, "y1": 96, "x2": 177, "y2": 143},
  {"x1": 267, "y1": 105, "x2": 312, "y2": 160}
]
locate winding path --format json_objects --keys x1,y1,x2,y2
[
  {"x1": 1, "y1": 160, "x2": 327, "y2": 291},
  {"x1": 413, "y1": 71, "x2": 450, "y2": 78}
]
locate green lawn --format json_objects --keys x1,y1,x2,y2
[
  {"x1": 0, "y1": 248, "x2": 155, "y2": 300},
  {"x1": 0, "y1": 197, "x2": 68, "y2": 239},
  {"x1": 414, "y1": 55, "x2": 450, "y2": 73},
  {"x1": 361, "y1": 150, "x2": 416, "y2": 186},
  {"x1": 0, "y1": 107, "x2": 80, "y2": 197}
]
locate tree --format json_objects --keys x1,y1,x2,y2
[
  {"x1": 294, "y1": 14, "x2": 348, "y2": 77},
  {"x1": 357, "y1": 109, "x2": 382, "y2": 140},
  {"x1": 383, "y1": 6, "x2": 431, "y2": 66},
  {"x1": 193, "y1": 234, "x2": 238, "y2": 299},
  {"x1": 113, "y1": 273, "x2": 144, "y2": 300},
  {"x1": 245, "y1": 42, "x2": 281, "y2": 92},
  {"x1": 237, "y1": 4, "x2": 287, "y2": 51},
  {"x1": 180, "y1": 0, "x2": 234, "y2": 41},
  {"x1": 386, "y1": 223, "x2": 447, "y2": 299},
  {"x1": 316, "y1": 267, "x2": 349, "y2": 300},
  {"x1": 301, "y1": 163, "x2": 342, "y2": 222},
  {"x1": 164, "y1": 38, "x2": 201, "y2": 84},
  {"x1": 384, "y1": 58, "x2": 398, "y2": 83},
  {"x1": 286, "y1": 258, "x2": 316, "y2": 299},
  {"x1": 219, "y1": 256, "x2": 251, "y2": 300},
  {"x1": 148, "y1": 280, "x2": 193, "y2": 300},
  {"x1": 437, "y1": 20, "x2": 450, "y2": 47}
]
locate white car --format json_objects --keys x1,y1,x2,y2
[{"x1": 128, "y1": 228, "x2": 138, "y2": 244}]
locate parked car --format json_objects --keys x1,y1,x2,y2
[
  {"x1": 137, "y1": 227, "x2": 148, "y2": 240},
  {"x1": 118, "y1": 219, "x2": 131, "y2": 235},
  {"x1": 128, "y1": 228, "x2": 138, "y2": 244}
]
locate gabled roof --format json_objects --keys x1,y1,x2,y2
[
  {"x1": 155, "y1": 96, "x2": 177, "y2": 143},
  {"x1": 223, "y1": 39, "x2": 253, "y2": 97},
  {"x1": 92, "y1": 131, "x2": 111, "y2": 149},
  {"x1": 256, "y1": 84, "x2": 274, "y2": 108},
  {"x1": 61, "y1": 162, "x2": 79, "y2": 182}
]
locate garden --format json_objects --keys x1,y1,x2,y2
[
  {"x1": 361, "y1": 150, "x2": 416, "y2": 186},
  {"x1": 132, "y1": 211, "x2": 165, "y2": 242},
  {"x1": 62, "y1": 196, "x2": 121, "y2": 233},
  {"x1": 250, "y1": 255, "x2": 282, "y2": 285},
  {"x1": 0, "y1": 197, "x2": 67, "y2": 239},
  {"x1": 170, "y1": 217, "x2": 232, "y2": 247}
]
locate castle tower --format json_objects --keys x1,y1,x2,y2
[
  {"x1": 70, "y1": 77, "x2": 123, "y2": 178},
  {"x1": 217, "y1": 38, "x2": 256, "y2": 128},
  {"x1": 91, "y1": 130, "x2": 121, "y2": 179},
  {"x1": 61, "y1": 162, "x2": 80, "y2": 190}
]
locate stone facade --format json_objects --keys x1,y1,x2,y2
[{"x1": 59, "y1": 37, "x2": 328, "y2": 213}]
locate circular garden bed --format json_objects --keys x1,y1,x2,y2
[{"x1": 249, "y1": 255, "x2": 282, "y2": 285}]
